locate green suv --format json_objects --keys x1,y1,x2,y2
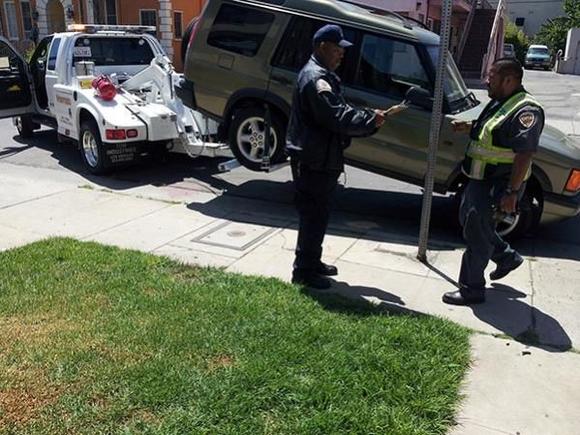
[{"x1": 177, "y1": 0, "x2": 580, "y2": 237}]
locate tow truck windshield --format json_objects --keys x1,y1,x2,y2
[{"x1": 73, "y1": 36, "x2": 155, "y2": 66}]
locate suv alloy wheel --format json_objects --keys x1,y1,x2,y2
[{"x1": 228, "y1": 106, "x2": 287, "y2": 171}]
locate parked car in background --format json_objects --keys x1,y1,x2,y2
[
  {"x1": 177, "y1": 0, "x2": 580, "y2": 238},
  {"x1": 503, "y1": 43, "x2": 516, "y2": 58},
  {"x1": 525, "y1": 45, "x2": 552, "y2": 70}
]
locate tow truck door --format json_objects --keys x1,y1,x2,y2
[{"x1": 0, "y1": 37, "x2": 36, "y2": 118}]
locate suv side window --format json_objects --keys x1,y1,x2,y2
[
  {"x1": 47, "y1": 38, "x2": 61, "y2": 71},
  {"x1": 272, "y1": 17, "x2": 356, "y2": 75},
  {"x1": 207, "y1": 4, "x2": 275, "y2": 57},
  {"x1": 354, "y1": 34, "x2": 430, "y2": 99}
]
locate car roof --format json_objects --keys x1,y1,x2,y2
[
  {"x1": 233, "y1": 0, "x2": 440, "y2": 44},
  {"x1": 529, "y1": 44, "x2": 548, "y2": 49}
]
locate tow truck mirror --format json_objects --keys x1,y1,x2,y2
[{"x1": 405, "y1": 87, "x2": 433, "y2": 111}]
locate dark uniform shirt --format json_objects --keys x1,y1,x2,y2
[
  {"x1": 468, "y1": 86, "x2": 545, "y2": 179},
  {"x1": 286, "y1": 55, "x2": 377, "y2": 172}
]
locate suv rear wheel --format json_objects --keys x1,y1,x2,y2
[{"x1": 228, "y1": 106, "x2": 287, "y2": 171}]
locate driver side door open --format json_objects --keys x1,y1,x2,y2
[{"x1": 0, "y1": 37, "x2": 37, "y2": 119}]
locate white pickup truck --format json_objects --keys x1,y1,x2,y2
[{"x1": 0, "y1": 24, "x2": 228, "y2": 174}]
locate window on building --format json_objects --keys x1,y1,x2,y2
[
  {"x1": 3, "y1": 1, "x2": 19, "y2": 40},
  {"x1": 20, "y1": 1, "x2": 33, "y2": 39},
  {"x1": 140, "y1": 9, "x2": 158, "y2": 36},
  {"x1": 515, "y1": 17, "x2": 525, "y2": 26},
  {"x1": 354, "y1": 34, "x2": 430, "y2": 99},
  {"x1": 174, "y1": 11, "x2": 183, "y2": 39},
  {"x1": 106, "y1": 0, "x2": 117, "y2": 24},
  {"x1": 140, "y1": 10, "x2": 157, "y2": 27},
  {"x1": 207, "y1": 4, "x2": 275, "y2": 57}
]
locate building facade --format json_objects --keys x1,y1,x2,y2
[
  {"x1": 489, "y1": 0, "x2": 565, "y2": 36},
  {"x1": 348, "y1": 0, "x2": 474, "y2": 55},
  {"x1": 0, "y1": 0, "x2": 206, "y2": 70}
]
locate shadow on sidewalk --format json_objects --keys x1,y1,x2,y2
[
  {"x1": 423, "y1": 263, "x2": 572, "y2": 351},
  {"x1": 471, "y1": 283, "x2": 572, "y2": 352}
]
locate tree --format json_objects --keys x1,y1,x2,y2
[
  {"x1": 534, "y1": 0, "x2": 580, "y2": 52},
  {"x1": 535, "y1": 16, "x2": 571, "y2": 52},
  {"x1": 505, "y1": 21, "x2": 529, "y2": 63}
]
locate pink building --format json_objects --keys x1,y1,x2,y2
[{"x1": 348, "y1": 0, "x2": 473, "y2": 55}]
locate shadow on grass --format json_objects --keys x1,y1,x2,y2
[{"x1": 299, "y1": 280, "x2": 428, "y2": 319}]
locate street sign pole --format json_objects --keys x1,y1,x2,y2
[{"x1": 417, "y1": 0, "x2": 454, "y2": 262}]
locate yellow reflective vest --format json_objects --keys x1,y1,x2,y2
[{"x1": 462, "y1": 91, "x2": 542, "y2": 181}]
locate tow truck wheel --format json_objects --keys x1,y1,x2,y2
[
  {"x1": 79, "y1": 120, "x2": 109, "y2": 175},
  {"x1": 228, "y1": 106, "x2": 287, "y2": 172},
  {"x1": 15, "y1": 115, "x2": 35, "y2": 138}
]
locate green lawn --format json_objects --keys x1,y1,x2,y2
[{"x1": 0, "y1": 238, "x2": 470, "y2": 434}]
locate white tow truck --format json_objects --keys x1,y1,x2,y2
[{"x1": 0, "y1": 24, "x2": 230, "y2": 174}]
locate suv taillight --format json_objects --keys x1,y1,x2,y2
[{"x1": 565, "y1": 169, "x2": 580, "y2": 193}]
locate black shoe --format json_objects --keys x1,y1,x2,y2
[
  {"x1": 442, "y1": 289, "x2": 485, "y2": 306},
  {"x1": 292, "y1": 272, "x2": 332, "y2": 290},
  {"x1": 490, "y1": 254, "x2": 524, "y2": 281},
  {"x1": 317, "y1": 262, "x2": 338, "y2": 276}
]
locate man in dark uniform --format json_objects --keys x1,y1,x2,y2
[
  {"x1": 443, "y1": 58, "x2": 545, "y2": 305},
  {"x1": 286, "y1": 24, "x2": 406, "y2": 289}
]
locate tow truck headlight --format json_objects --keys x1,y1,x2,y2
[{"x1": 565, "y1": 169, "x2": 580, "y2": 193}]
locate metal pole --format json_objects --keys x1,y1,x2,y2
[{"x1": 417, "y1": 0, "x2": 453, "y2": 262}]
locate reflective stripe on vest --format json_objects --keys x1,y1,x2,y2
[{"x1": 464, "y1": 92, "x2": 541, "y2": 180}]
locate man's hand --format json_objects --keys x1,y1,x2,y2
[
  {"x1": 500, "y1": 192, "x2": 518, "y2": 214},
  {"x1": 374, "y1": 109, "x2": 386, "y2": 128},
  {"x1": 384, "y1": 104, "x2": 408, "y2": 117},
  {"x1": 451, "y1": 120, "x2": 472, "y2": 133}
]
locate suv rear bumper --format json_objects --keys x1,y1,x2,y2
[
  {"x1": 541, "y1": 191, "x2": 580, "y2": 224},
  {"x1": 175, "y1": 78, "x2": 197, "y2": 110}
]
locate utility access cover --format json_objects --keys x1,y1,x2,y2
[{"x1": 191, "y1": 221, "x2": 278, "y2": 251}]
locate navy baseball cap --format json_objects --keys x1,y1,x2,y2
[{"x1": 313, "y1": 24, "x2": 353, "y2": 48}]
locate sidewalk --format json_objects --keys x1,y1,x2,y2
[{"x1": 1, "y1": 161, "x2": 579, "y2": 434}]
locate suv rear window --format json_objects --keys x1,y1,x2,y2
[
  {"x1": 207, "y1": 4, "x2": 274, "y2": 57},
  {"x1": 73, "y1": 37, "x2": 155, "y2": 66}
]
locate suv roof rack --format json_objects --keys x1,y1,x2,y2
[{"x1": 67, "y1": 24, "x2": 156, "y2": 34}]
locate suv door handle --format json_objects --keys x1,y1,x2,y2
[{"x1": 271, "y1": 75, "x2": 292, "y2": 86}]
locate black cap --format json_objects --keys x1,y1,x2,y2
[{"x1": 313, "y1": 24, "x2": 353, "y2": 48}]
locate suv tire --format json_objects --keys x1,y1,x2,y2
[
  {"x1": 228, "y1": 106, "x2": 287, "y2": 172},
  {"x1": 453, "y1": 185, "x2": 540, "y2": 240},
  {"x1": 15, "y1": 115, "x2": 37, "y2": 138},
  {"x1": 79, "y1": 119, "x2": 110, "y2": 175},
  {"x1": 497, "y1": 188, "x2": 540, "y2": 240}
]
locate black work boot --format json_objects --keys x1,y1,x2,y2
[
  {"x1": 317, "y1": 262, "x2": 338, "y2": 276},
  {"x1": 490, "y1": 253, "x2": 524, "y2": 281},
  {"x1": 292, "y1": 270, "x2": 332, "y2": 290},
  {"x1": 442, "y1": 287, "x2": 486, "y2": 306}
]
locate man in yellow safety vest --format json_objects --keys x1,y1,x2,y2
[{"x1": 443, "y1": 58, "x2": 545, "y2": 306}]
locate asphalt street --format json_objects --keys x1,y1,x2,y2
[{"x1": 0, "y1": 69, "x2": 578, "y2": 248}]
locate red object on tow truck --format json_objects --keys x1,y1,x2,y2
[{"x1": 92, "y1": 75, "x2": 117, "y2": 101}]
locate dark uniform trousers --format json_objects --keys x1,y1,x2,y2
[
  {"x1": 459, "y1": 179, "x2": 523, "y2": 291},
  {"x1": 291, "y1": 159, "x2": 340, "y2": 272}
]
